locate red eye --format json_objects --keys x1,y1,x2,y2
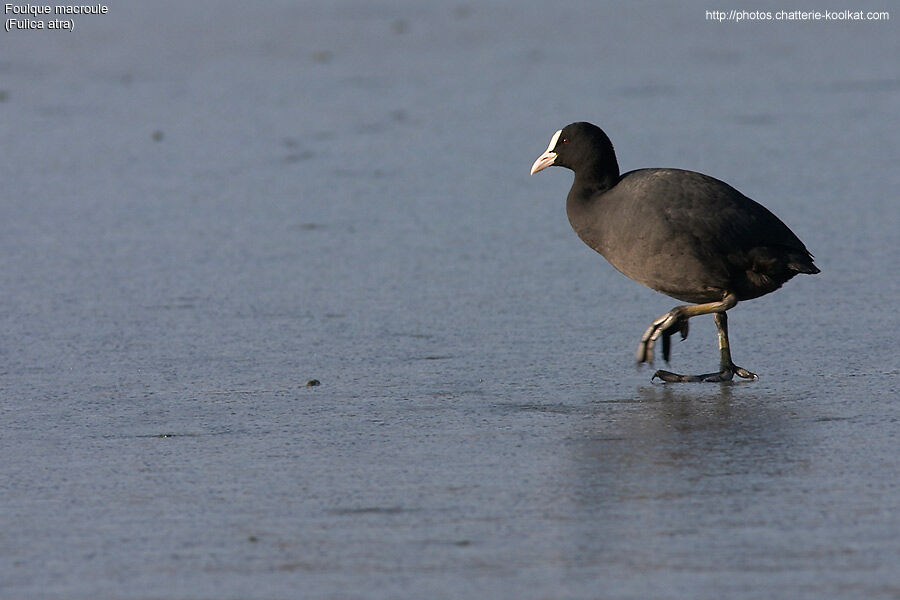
[{"x1": 562, "y1": 138, "x2": 569, "y2": 144}]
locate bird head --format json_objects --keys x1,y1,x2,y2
[{"x1": 530, "y1": 122, "x2": 617, "y2": 176}]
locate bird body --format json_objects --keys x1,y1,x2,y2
[
  {"x1": 531, "y1": 121, "x2": 819, "y2": 382},
  {"x1": 567, "y1": 167, "x2": 818, "y2": 303}
]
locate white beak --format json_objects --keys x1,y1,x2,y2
[{"x1": 530, "y1": 129, "x2": 562, "y2": 175}]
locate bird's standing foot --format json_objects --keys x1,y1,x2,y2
[
  {"x1": 636, "y1": 307, "x2": 690, "y2": 364},
  {"x1": 652, "y1": 364, "x2": 757, "y2": 383}
]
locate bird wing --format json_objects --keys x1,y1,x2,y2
[{"x1": 618, "y1": 169, "x2": 817, "y2": 299}]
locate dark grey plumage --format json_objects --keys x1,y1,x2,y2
[{"x1": 531, "y1": 121, "x2": 819, "y2": 382}]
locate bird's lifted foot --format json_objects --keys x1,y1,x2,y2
[
  {"x1": 636, "y1": 307, "x2": 690, "y2": 364},
  {"x1": 652, "y1": 364, "x2": 757, "y2": 383}
]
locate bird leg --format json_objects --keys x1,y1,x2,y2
[
  {"x1": 636, "y1": 292, "x2": 756, "y2": 382},
  {"x1": 636, "y1": 294, "x2": 737, "y2": 364},
  {"x1": 652, "y1": 310, "x2": 758, "y2": 383}
]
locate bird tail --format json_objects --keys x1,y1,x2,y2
[{"x1": 786, "y1": 250, "x2": 819, "y2": 275}]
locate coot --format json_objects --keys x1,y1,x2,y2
[{"x1": 530, "y1": 122, "x2": 819, "y2": 382}]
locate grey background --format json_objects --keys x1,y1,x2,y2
[{"x1": 1, "y1": 1, "x2": 898, "y2": 598}]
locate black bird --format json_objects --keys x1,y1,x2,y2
[{"x1": 530, "y1": 122, "x2": 819, "y2": 382}]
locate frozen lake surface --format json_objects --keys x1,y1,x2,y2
[{"x1": 1, "y1": 1, "x2": 898, "y2": 598}]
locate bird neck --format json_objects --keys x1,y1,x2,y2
[{"x1": 570, "y1": 165, "x2": 619, "y2": 200}]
